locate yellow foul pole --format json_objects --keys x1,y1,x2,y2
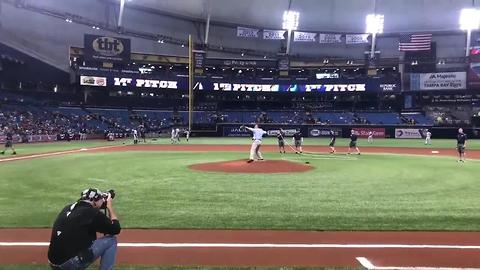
[{"x1": 188, "y1": 35, "x2": 193, "y2": 131}]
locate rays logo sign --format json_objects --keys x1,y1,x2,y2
[{"x1": 84, "y1": 35, "x2": 131, "y2": 62}]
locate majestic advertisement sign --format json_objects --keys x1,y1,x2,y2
[
  {"x1": 469, "y1": 63, "x2": 480, "y2": 89},
  {"x1": 410, "y1": 72, "x2": 467, "y2": 90},
  {"x1": 80, "y1": 76, "x2": 107, "y2": 87},
  {"x1": 352, "y1": 128, "x2": 386, "y2": 138},
  {"x1": 98, "y1": 76, "x2": 400, "y2": 93},
  {"x1": 394, "y1": 128, "x2": 424, "y2": 139},
  {"x1": 84, "y1": 35, "x2": 131, "y2": 62},
  {"x1": 308, "y1": 127, "x2": 342, "y2": 137}
]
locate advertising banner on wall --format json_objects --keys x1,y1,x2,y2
[
  {"x1": 308, "y1": 127, "x2": 342, "y2": 137},
  {"x1": 410, "y1": 72, "x2": 467, "y2": 90},
  {"x1": 263, "y1": 30, "x2": 286, "y2": 40},
  {"x1": 84, "y1": 35, "x2": 131, "y2": 62},
  {"x1": 352, "y1": 127, "x2": 386, "y2": 138},
  {"x1": 236, "y1": 27, "x2": 260, "y2": 38},
  {"x1": 266, "y1": 129, "x2": 298, "y2": 137},
  {"x1": 222, "y1": 126, "x2": 252, "y2": 137},
  {"x1": 346, "y1": 34, "x2": 370, "y2": 44},
  {"x1": 80, "y1": 76, "x2": 107, "y2": 87},
  {"x1": 81, "y1": 74, "x2": 400, "y2": 93},
  {"x1": 469, "y1": 63, "x2": 480, "y2": 89},
  {"x1": 318, "y1": 34, "x2": 343, "y2": 44},
  {"x1": 394, "y1": 128, "x2": 425, "y2": 139},
  {"x1": 293, "y1": 31, "x2": 317, "y2": 42}
]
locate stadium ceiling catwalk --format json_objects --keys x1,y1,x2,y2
[{"x1": 127, "y1": 0, "x2": 479, "y2": 33}]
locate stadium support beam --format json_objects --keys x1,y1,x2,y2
[
  {"x1": 204, "y1": 13, "x2": 211, "y2": 44},
  {"x1": 118, "y1": 0, "x2": 125, "y2": 28},
  {"x1": 188, "y1": 35, "x2": 193, "y2": 131}
]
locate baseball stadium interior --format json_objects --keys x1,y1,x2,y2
[
  {"x1": 1, "y1": 0, "x2": 480, "y2": 269},
  {"x1": 1, "y1": 0, "x2": 480, "y2": 141}
]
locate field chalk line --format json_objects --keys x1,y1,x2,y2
[
  {"x1": 4, "y1": 242, "x2": 480, "y2": 249},
  {"x1": 356, "y1": 256, "x2": 480, "y2": 270},
  {"x1": 0, "y1": 145, "x2": 124, "y2": 163}
]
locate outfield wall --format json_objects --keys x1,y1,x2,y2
[{"x1": 216, "y1": 124, "x2": 480, "y2": 139}]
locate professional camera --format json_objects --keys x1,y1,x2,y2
[{"x1": 100, "y1": 189, "x2": 116, "y2": 209}]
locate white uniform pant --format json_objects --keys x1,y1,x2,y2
[
  {"x1": 425, "y1": 137, "x2": 431, "y2": 144},
  {"x1": 250, "y1": 139, "x2": 263, "y2": 160}
]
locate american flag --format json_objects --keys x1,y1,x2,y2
[{"x1": 398, "y1": 34, "x2": 432, "y2": 51}]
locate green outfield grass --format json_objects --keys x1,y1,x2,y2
[{"x1": 0, "y1": 139, "x2": 479, "y2": 230}]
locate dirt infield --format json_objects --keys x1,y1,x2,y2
[
  {"x1": 2, "y1": 229, "x2": 480, "y2": 268},
  {"x1": 88, "y1": 144, "x2": 480, "y2": 159},
  {"x1": 189, "y1": 159, "x2": 314, "y2": 173}
]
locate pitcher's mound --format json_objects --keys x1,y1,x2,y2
[{"x1": 189, "y1": 159, "x2": 313, "y2": 174}]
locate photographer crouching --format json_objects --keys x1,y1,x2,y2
[{"x1": 48, "y1": 188, "x2": 121, "y2": 270}]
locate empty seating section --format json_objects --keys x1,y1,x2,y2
[{"x1": 358, "y1": 112, "x2": 401, "y2": 125}]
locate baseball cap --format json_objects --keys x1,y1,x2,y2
[{"x1": 80, "y1": 188, "x2": 103, "y2": 201}]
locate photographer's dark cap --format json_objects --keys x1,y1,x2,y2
[{"x1": 80, "y1": 188, "x2": 103, "y2": 201}]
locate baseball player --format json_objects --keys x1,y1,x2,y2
[
  {"x1": 425, "y1": 130, "x2": 432, "y2": 145},
  {"x1": 367, "y1": 131, "x2": 374, "y2": 143},
  {"x1": 132, "y1": 129, "x2": 138, "y2": 144},
  {"x1": 185, "y1": 129, "x2": 190, "y2": 142},
  {"x1": 243, "y1": 124, "x2": 267, "y2": 163},
  {"x1": 170, "y1": 128, "x2": 176, "y2": 144},
  {"x1": 277, "y1": 128, "x2": 286, "y2": 154},
  {"x1": 329, "y1": 130, "x2": 336, "y2": 154},
  {"x1": 457, "y1": 128, "x2": 467, "y2": 162},
  {"x1": 175, "y1": 128, "x2": 181, "y2": 143},
  {"x1": 1, "y1": 127, "x2": 16, "y2": 155},
  {"x1": 292, "y1": 130, "x2": 303, "y2": 154},
  {"x1": 348, "y1": 129, "x2": 361, "y2": 155}
]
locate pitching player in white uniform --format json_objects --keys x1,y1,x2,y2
[
  {"x1": 425, "y1": 130, "x2": 432, "y2": 145},
  {"x1": 367, "y1": 131, "x2": 374, "y2": 143},
  {"x1": 243, "y1": 124, "x2": 267, "y2": 163}
]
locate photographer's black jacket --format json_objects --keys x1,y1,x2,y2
[{"x1": 48, "y1": 201, "x2": 121, "y2": 265}]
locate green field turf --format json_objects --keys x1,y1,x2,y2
[{"x1": 0, "y1": 138, "x2": 479, "y2": 230}]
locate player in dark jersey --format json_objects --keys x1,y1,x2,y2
[
  {"x1": 292, "y1": 130, "x2": 303, "y2": 154},
  {"x1": 348, "y1": 129, "x2": 360, "y2": 155},
  {"x1": 277, "y1": 129, "x2": 286, "y2": 154},
  {"x1": 1, "y1": 128, "x2": 17, "y2": 155},
  {"x1": 456, "y1": 128, "x2": 467, "y2": 162},
  {"x1": 329, "y1": 130, "x2": 336, "y2": 154}
]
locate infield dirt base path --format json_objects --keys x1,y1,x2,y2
[
  {"x1": 2, "y1": 229, "x2": 480, "y2": 268},
  {"x1": 89, "y1": 144, "x2": 480, "y2": 159}
]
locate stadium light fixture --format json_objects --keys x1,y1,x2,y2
[
  {"x1": 366, "y1": 14, "x2": 384, "y2": 34},
  {"x1": 459, "y1": 8, "x2": 480, "y2": 56},
  {"x1": 282, "y1": 10, "x2": 300, "y2": 30},
  {"x1": 459, "y1": 8, "x2": 480, "y2": 30}
]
